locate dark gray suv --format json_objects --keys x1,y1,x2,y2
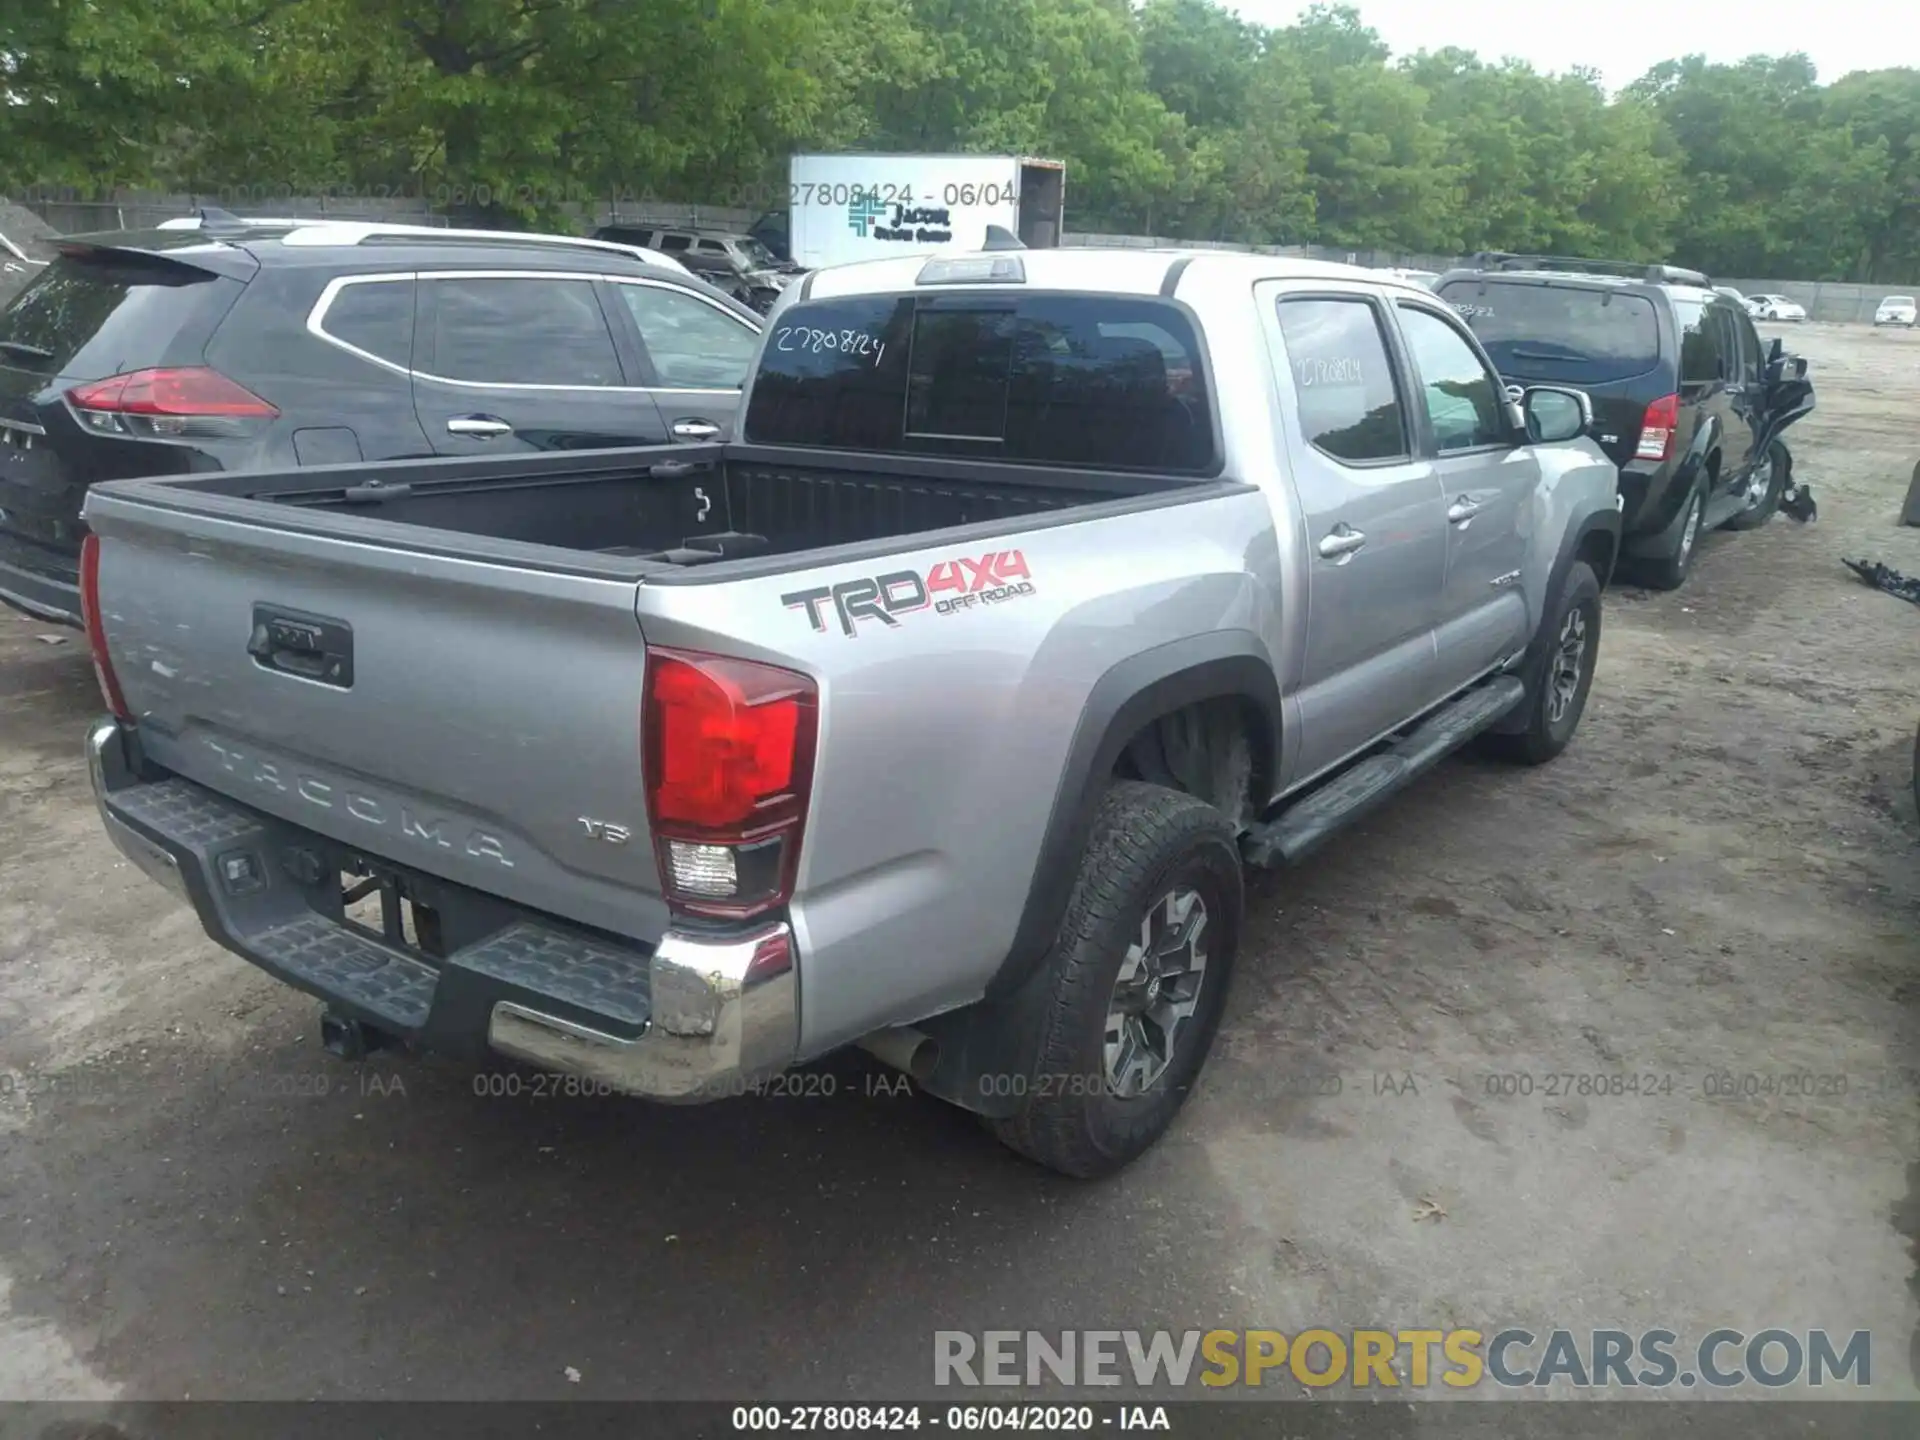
[{"x1": 0, "y1": 216, "x2": 764, "y2": 624}]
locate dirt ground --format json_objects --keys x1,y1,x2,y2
[{"x1": 1, "y1": 322, "x2": 1917, "y2": 1421}]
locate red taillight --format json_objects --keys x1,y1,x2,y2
[
  {"x1": 79, "y1": 533, "x2": 131, "y2": 721},
  {"x1": 642, "y1": 647, "x2": 818, "y2": 920},
  {"x1": 1635, "y1": 393, "x2": 1678, "y2": 462},
  {"x1": 67, "y1": 367, "x2": 278, "y2": 418},
  {"x1": 66, "y1": 367, "x2": 277, "y2": 441}
]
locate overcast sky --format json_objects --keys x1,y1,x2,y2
[{"x1": 1228, "y1": 0, "x2": 1909, "y2": 93}]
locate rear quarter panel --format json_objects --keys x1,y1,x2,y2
[{"x1": 634, "y1": 487, "x2": 1283, "y2": 1057}]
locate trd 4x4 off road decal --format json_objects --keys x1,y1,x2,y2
[{"x1": 783, "y1": 549, "x2": 1036, "y2": 638}]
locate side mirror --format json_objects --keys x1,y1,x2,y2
[{"x1": 1522, "y1": 386, "x2": 1592, "y2": 444}]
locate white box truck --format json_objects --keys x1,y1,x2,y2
[{"x1": 785, "y1": 153, "x2": 1066, "y2": 270}]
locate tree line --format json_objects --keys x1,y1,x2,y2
[{"x1": 4, "y1": 0, "x2": 1917, "y2": 282}]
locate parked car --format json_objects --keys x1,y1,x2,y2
[
  {"x1": 0, "y1": 214, "x2": 764, "y2": 626},
  {"x1": 1379, "y1": 267, "x2": 1439, "y2": 288},
  {"x1": 1713, "y1": 285, "x2": 1749, "y2": 307},
  {"x1": 1749, "y1": 293, "x2": 1808, "y2": 322},
  {"x1": 1874, "y1": 294, "x2": 1917, "y2": 327},
  {"x1": 592, "y1": 224, "x2": 800, "y2": 313},
  {"x1": 1436, "y1": 253, "x2": 1815, "y2": 590},
  {"x1": 79, "y1": 250, "x2": 1621, "y2": 1178}
]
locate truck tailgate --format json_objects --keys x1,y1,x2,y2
[{"x1": 85, "y1": 492, "x2": 670, "y2": 945}]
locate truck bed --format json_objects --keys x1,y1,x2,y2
[{"x1": 141, "y1": 444, "x2": 1188, "y2": 578}]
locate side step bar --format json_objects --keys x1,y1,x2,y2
[{"x1": 1242, "y1": 676, "x2": 1527, "y2": 868}]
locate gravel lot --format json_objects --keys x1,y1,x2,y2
[{"x1": 1, "y1": 322, "x2": 1917, "y2": 1418}]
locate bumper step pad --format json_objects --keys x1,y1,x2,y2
[
  {"x1": 456, "y1": 922, "x2": 652, "y2": 1027},
  {"x1": 252, "y1": 914, "x2": 438, "y2": 1029},
  {"x1": 100, "y1": 772, "x2": 653, "y2": 1044}
]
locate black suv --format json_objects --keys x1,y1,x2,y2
[
  {"x1": 0, "y1": 216, "x2": 765, "y2": 625},
  {"x1": 1434, "y1": 254, "x2": 1814, "y2": 589}
]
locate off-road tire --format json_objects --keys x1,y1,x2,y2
[
  {"x1": 1722, "y1": 441, "x2": 1787, "y2": 532},
  {"x1": 988, "y1": 782, "x2": 1242, "y2": 1179},
  {"x1": 1479, "y1": 561, "x2": 1602, "y2": 766},
  {"x1": 1642, "y1": 477, "x2": 1706, "y2": 591}
]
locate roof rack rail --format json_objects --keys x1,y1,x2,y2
[
  {"x1": 275, "y1": 221, "x2": 691, "y2": 275},
  {"x1": 1468, "y1": 251, "x2": 1711, "y2": 287},
  {"x1": 152, "y1": 216, "x2": 692, "y2": 276}
]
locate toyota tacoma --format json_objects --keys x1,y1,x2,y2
[{"x1": 81, "y1": 248, "x2": 1620, "y2": 1177}]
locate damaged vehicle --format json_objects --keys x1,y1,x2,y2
[
  {"x1": 593, "y1": 225, "x2": 801, "y2": 314},
  {"x1": 78, "y1": 250, "x2": 1621, "y2": 1178},
  {"x1": 1437, "y1": 253, "x2": 1816, "y2": 591}
]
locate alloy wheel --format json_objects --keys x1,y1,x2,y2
[
  {"x1": 1103, "y1": 887, "x2": 1210, "y2": 1098},
  {"x1": 1546, "y1": 605, "x2": 1589, "y2": 726}
]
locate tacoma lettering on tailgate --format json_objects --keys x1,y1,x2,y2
[
  {"x1": 204, "y1": 738, "x2": 515, "y2": 868},
  {"x1": 782, "y1": 549, "x2": 1035, "y2": 638}
]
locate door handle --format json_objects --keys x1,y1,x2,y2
[
  {"x1": 670, "y1": 418, "x2": 722, "y2": 441},
  {"x1": 1447, "y1": 497, "x2": 1482, "y2": 525},
  {"x1": 446, "y1": 415, "x2": 513, "y2": 438},
  {"x1": 1317, "y1": 524, "x2": 1367, "y2": 562}
]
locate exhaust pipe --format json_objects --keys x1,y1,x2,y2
[{"x1": 856, "y1": 1025, "x2": 939, "y2": 1084}]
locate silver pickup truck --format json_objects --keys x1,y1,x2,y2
[{"x1": 81, "y1": 249, "x2": 1620, "y2": 1177}]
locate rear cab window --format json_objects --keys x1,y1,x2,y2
[
  {"x1": 744, "y1": 293, "x2": 1217, "y2": 474},
  {"x1": 1435, "y1": 278, "x2": 1661, "y2": 385},
  {"x1": 0, "y1": 250, "x2": 241, "y2": 381}
]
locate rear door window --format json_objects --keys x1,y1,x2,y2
[
  {"x1": 745, "y1": 294, "x2": 1217, "y2": 474},
  {"x1": 1273, "y1": 297, "x2": 1408, "y2": 464},
  {"x1": 1729, "y1": 305, "x2": 1763, "y2": 376},
  {"x1": 0, "y1": 252, "x2": 236, "y2": 380},
  {"x1": 1675, "y1": 299, "x2": 1721, "y2": 386},
  {"x1": 422, "y1": 276, "x2": 622, "y2": 386},
  {"x1": 1436, "y1": 279, "x2": 1660, "y2": 385}
]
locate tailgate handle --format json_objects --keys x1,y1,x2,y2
[{"x1": 248, "y1": 605, "x2": 354, "y2": 689}]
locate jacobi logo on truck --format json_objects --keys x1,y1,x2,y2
[{"x1": 781, "y1": 550, "x2": 1036, "y2": 639}]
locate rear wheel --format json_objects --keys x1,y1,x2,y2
[
  {"x1": 1642, "y1": 478, "x2": 1705, "y2": 591},
  {"x1": 1722, "y1": 441, "x2": 1786, "y2": 531},
  {"x1": 988, "y1": 782, "x2": 1242, "y2": 1179}
]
